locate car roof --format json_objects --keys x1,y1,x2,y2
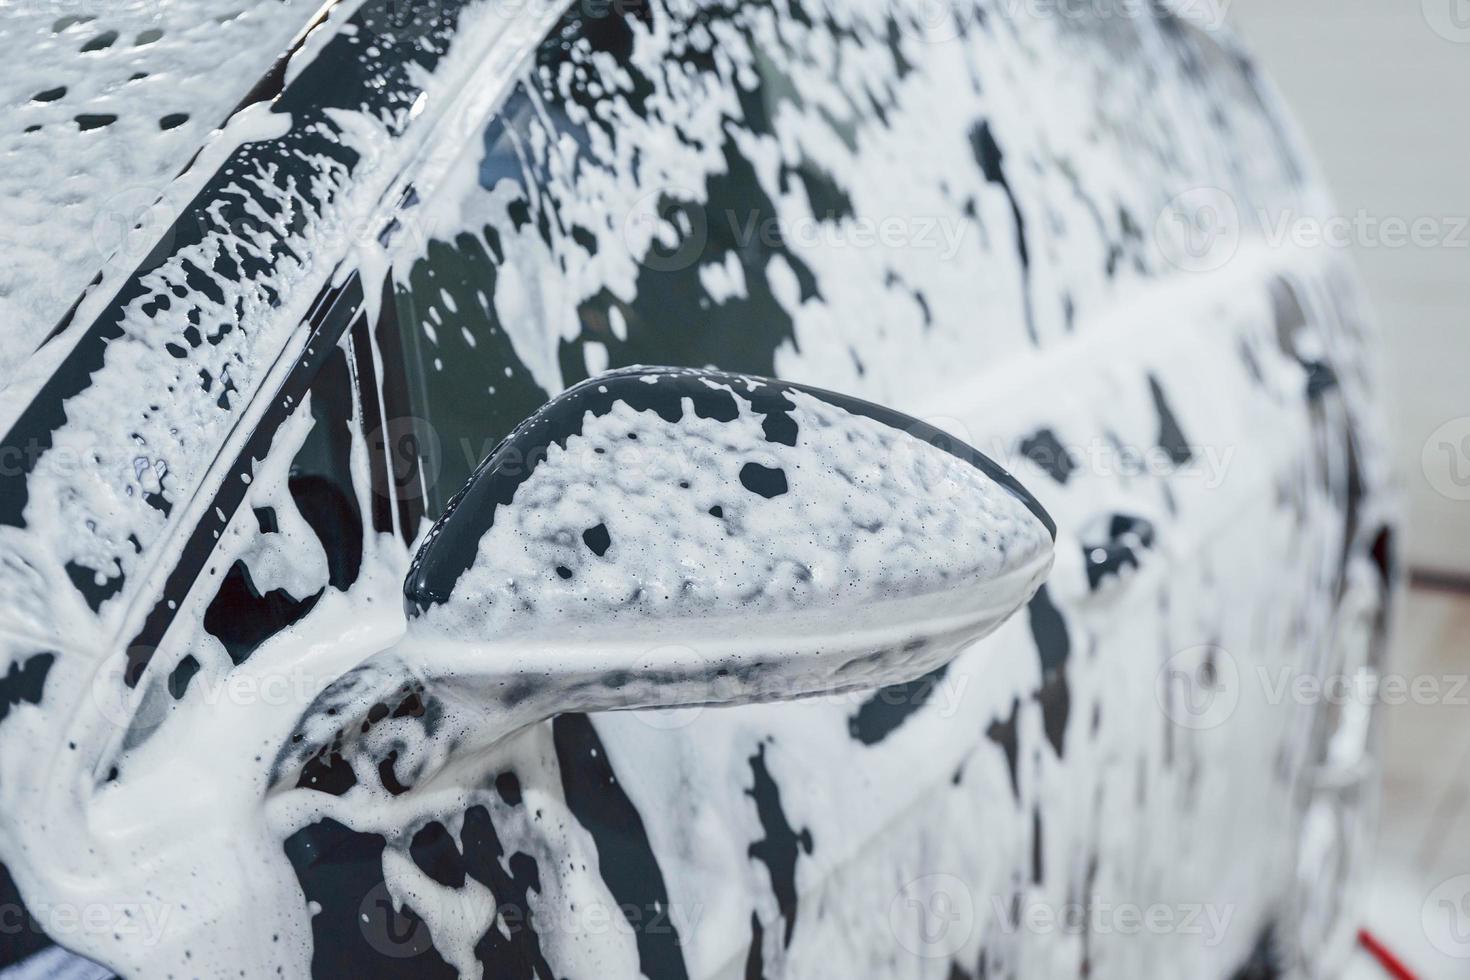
[{"x1": 0, "y1": 0, "x2": 324, "y2": 388}]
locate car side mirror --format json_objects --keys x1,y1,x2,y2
[{"x1": 277, "y1": 367, "x2": 1052, "y2": 791}]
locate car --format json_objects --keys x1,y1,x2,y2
[{"x1": 0, "y1": 0, "x2": 1396, "y2": 977}]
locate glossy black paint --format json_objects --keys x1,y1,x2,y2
[
  {"x1": 555, "y1": 713, "x2": 689, "y2": 980},
  {"x1": 1082, "y1": 513, "x2": 1158, "y2": 591},
  {"x1": 0, "y1": 652, "x2": 54, "y2": 726},
  {"x1": 746, "y1": 742, "x2": 813, "y2": 949}
]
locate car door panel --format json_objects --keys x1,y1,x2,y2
[{"x1": 329, "y1": 2, "x2": 1389, "y2": 978}]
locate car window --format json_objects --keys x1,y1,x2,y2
[
  {"x1": 384, "y1": 8, "x2": 857, "y2": 517},
  {"x1": 382, "y1": 0, "x2": 1303, "y2": 523}
]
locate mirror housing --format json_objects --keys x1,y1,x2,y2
[{"x1": 277, "y1": 367, "x2": 1052, "y2": 791}]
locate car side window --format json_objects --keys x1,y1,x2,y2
[
  {"x1": 383, "y1": 6, "x2": 849, "y2": 518},
  {"x1": 382, "y1": 0, "x2": 1303, "y2": 525}
]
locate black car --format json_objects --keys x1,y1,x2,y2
[{"x1": 0, "y1": 0, "x2": 1393, "y2": 976}]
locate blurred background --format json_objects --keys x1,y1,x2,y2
[{"x1": 1226, "y1": 2, "x2": 1470, "y2": 976}]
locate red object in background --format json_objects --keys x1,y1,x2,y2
[{"x1": 1358, "y1": 927, "x2": 1419, "y2": 980}]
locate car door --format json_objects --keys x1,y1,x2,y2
[{"x1": 338, "y1": 2, "x2": 1393, "y2": 978}]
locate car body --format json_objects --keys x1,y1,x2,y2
[{"x1": 0, "y1": 0, "x2": 1395, "y2": 978}]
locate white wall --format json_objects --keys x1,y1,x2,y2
[{"x1": 1227, "y1": 0, "x2": 1470, "y2": 575}]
